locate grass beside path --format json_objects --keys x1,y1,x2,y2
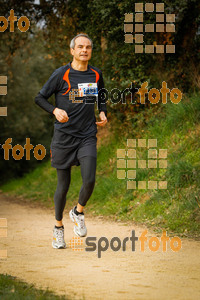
[
  {"x1": 0, "y1": 274, "x2": 72, "y2": 300},
  {"x1": 1, "y1": 93, "x2": 200, "y2": 237}
]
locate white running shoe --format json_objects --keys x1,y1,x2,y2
[
  {"x1": 69, "y1": 206, "x2": 87, "y2": 237},
  {"x1": 52, "y1": 226, "x2": 66, "y2": 249}
]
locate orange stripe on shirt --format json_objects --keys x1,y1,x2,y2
[
  {"x1": 62, "y1": 68, "x2": 71, "y2": 95},
  {"x1": 90, "y1": 68, "x2": 100, "y2": 83}
]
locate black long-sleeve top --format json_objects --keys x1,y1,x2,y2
[{"x1": 35, "y1": 62, "x2": 107, "y2": 138}]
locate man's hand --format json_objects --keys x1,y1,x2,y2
[
  {"x1": 96, "y1": 111, "x2": 107, "y2": 127},
  {"x1": 53, "y1": 108, "x2": 69, "y2": 123}
]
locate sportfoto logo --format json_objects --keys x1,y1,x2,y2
[
  {"x1": 0, "y1": 9, "x2": 30, "y2": 33},
  {"x1": 69, "y1": 83, "x2": 98, "y2": 103},
  {"x1": 69, "y1": 81, "x2": 182, "y2": 105},
  {"x1": 69, "y1": 230, "x2": 181, "y2": 258},
  {"x1": 117, "y1": 138, "x2": 168, "y2": 190},
  {"x1": 124, "y1": 2, "x2": 175, "y2": 53},
  {"x1": 1, "y1": 138, "x2": 46, "y2": 160},
  {"x1": 68, "y1": 236, "x2": 84, "y2": 251}
]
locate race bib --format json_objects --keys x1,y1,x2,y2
[{"x1": 78, "y1": 83, "x2": 98, "y2": 97}]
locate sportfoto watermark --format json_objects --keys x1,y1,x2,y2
[
  {"x1": 69, "y1": 81, "x2": 182, "y2": 105},
  {"x1": 68, "y1": 230, "x2": 181, "y2": 258},
  {"x1": 68, "y1": 236, "x2": 84, "y2": 251},
  {"x1": 86, "y1": 230, "x2": 181, "y2": 258},
  {"x1": 124, "y1": 2, "x2": 175, "y2": 53},
  {"x1": 0, "y1": 9, "x2": 30, "y2": 32},
  {"x1": 1, "y1": 138, "x2": 46, "y2": 160},
  {"x1": 0, "y1": 218, "x2": 7, "y2": 259}
]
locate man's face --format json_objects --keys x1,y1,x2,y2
[{"x1": 71, "y1": 36, "x2": 92, "y2": 62}]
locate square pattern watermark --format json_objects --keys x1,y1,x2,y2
[
  {"x1": 0, "y1": 75, "x2": 7, "y2": 116},
  {"x1": 68, "y1": 236, "x2": 84, "y2": 251},
  {"x1": 117, "y1": 139, "x2": 168, "y2": 189},
  {"x1": 69, "y1": 89, "x2": 83, "y2": 103},
  {"x1": 124, "y1": 2, "x2": 175, "y2": 53}
]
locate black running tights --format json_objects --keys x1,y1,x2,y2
[{"x1": 54, "y1": 156, "x2": 96, "y2": 221}]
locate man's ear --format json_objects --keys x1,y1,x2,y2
[{"x1": 70, "y1": 48, "x2": 74, "y2": 56}]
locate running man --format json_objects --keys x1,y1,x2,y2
[{"x1": 35, "y1": 33, "x2": 107, "y2": 249}]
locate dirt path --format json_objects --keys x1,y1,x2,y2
[{"x1": 0, "y1": 194, "x2": 200, "y2": 300}]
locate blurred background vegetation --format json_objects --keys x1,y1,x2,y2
[{"x1": 0, "y1": 0, "x2": 200, "y2": 235}]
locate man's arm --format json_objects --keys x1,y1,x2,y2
[
  {"x1": 97, "y1": 71, "x2": 107, "y2": 116},
  {"x1": 35, "y1": 92, "x2": 55, "y2": 114},
  {"x1": 35, "y1": 68, "x2": 68, "y2": 123},
  {"x1": 96, "y1": 71, "x2": 107, "y2": 127}
]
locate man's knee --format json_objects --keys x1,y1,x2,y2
[
  {"x1": 83, "y1": 179, "x2": 95, "y2": 191},
  {"x1": 55, "y1": 185, "x2": 68, "y2": 198}
]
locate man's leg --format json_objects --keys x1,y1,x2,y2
[
  {"x1": 69, "y1": 156, "x2": 96, "y2": 237},
  {"x1": 52, "y1": 168, "x2": 71, "y2": 249},
  {"x1": 54, "y1": 168, "x2": 71, "y2": 224},
  {"x1": 77, "y1": 155, "x2": 96, "y2": 211}
]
